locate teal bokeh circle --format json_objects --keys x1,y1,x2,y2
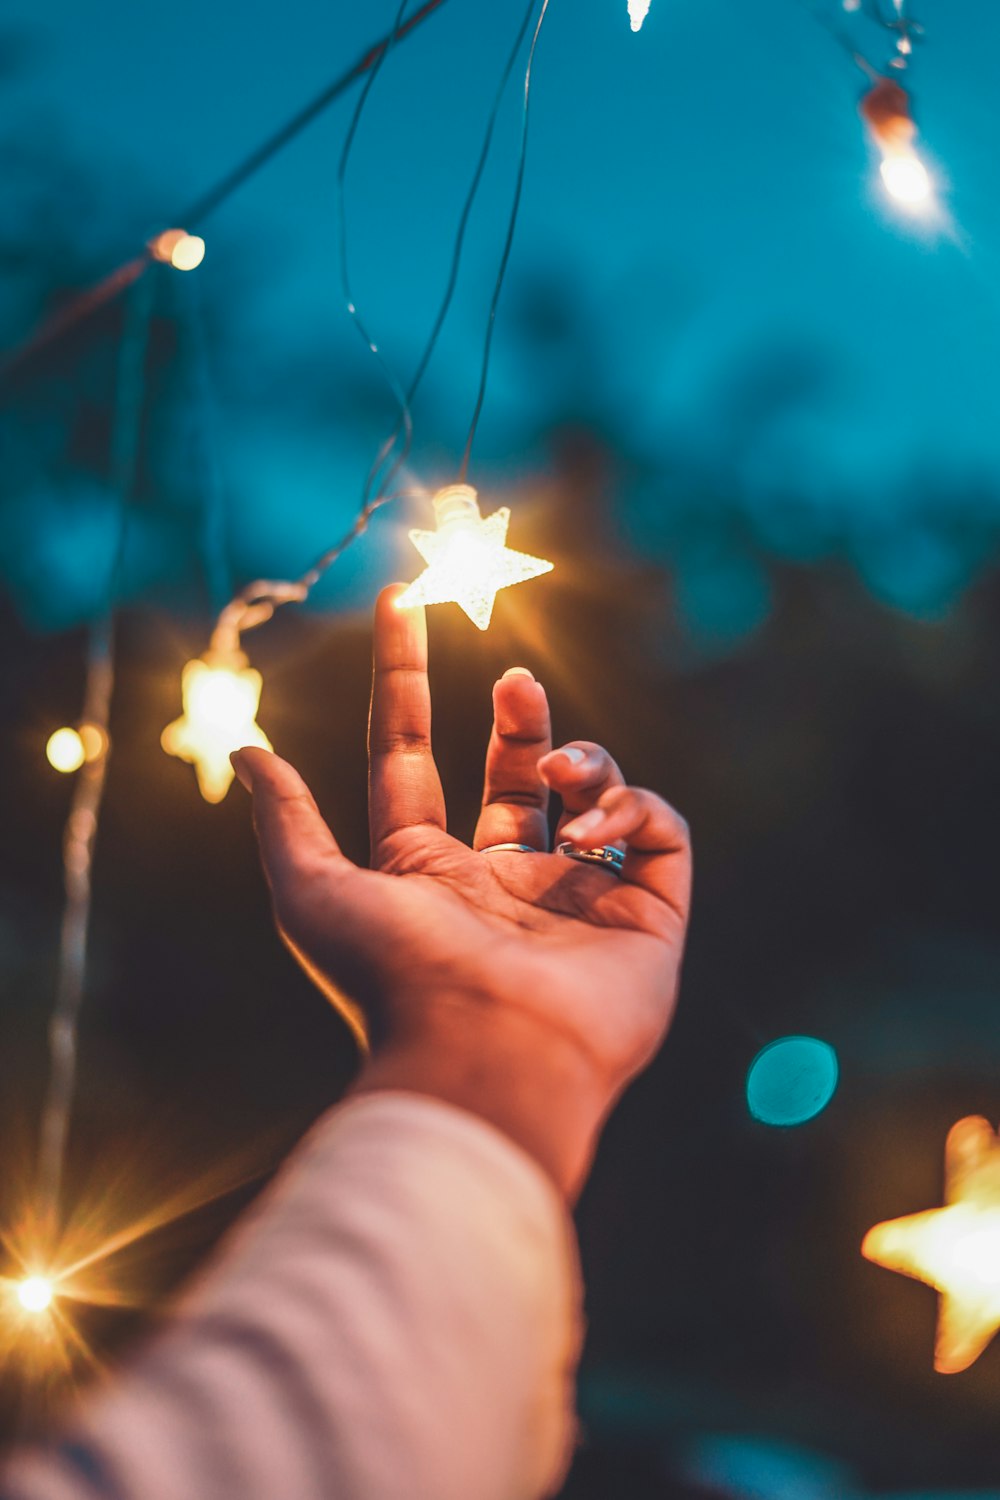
[{"x1": 746, "y1": 1036, "x2": 839, "y2": 1127}]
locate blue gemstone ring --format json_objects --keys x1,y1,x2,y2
[{"x1": 555, "y1": 841, "x2": 626, "y2": 878}]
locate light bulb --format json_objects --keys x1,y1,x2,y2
[
  {"x1": 863, "y1": 1116, "x2": 1000, "y2": 1372},
  {"x1": 150, "y1": 229, "x2": 206, "y2": 272},
  {"x1": 628, "y1": 0, "x2": 651, "y2": 30},
  {"x1": 46, "y1": 728, "x2": 85, "y2": 774},
  {"x1": 161, "y1": 650, "x2": 272, "y2": 803},
  {"x1": 860, "y1": 78, "x2": 934, "y2": 214},
  {"x1": 880, "y1": 151, "x2": 932, "y2": 207},
  {"x1": 17, "y1": 1276, "x2": 53, "y2": 1313},
  {"x1": 396, "y1": 484, "x2": 553, "y2": 631}
]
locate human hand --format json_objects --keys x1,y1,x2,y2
[{"x1": 232, "y1": 585, "x2": 691, "y2": 1199}]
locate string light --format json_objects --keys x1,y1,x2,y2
[
  {"x1": 16, "y1": 1277, "x2": 54, "y2": 1314},
  {"x1": 863, "y1": 1116, "x2": 1000, "y2": 1373},
  {"x1": 46, "y1": 728, "x2": 86, "y2": 774},
  {"x1": 161, "y1": 650, "x2": 272, "y2": 804},
  {"x1": 397, "y1": 484, "x2": 553, "y2": 631},
  {"x1": 628, "y1": 0, "x2": 652, "y2": 30},
  {"x1": 150, "y1": 229, "x2": 206, "y2": 271},
  {"x1": 45, "y1": 724, "x2": 108, "y2": 774},
  {"x1": 861, "y1": 79, "x2": 932, "y2": 211}
]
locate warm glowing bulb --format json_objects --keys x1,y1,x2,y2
[
  {"x1": 150, "y1": 229, "x2": 206, "y2": 271},
  {"x1": 17, "y1": 1277, "x2": 53, "y2": 1313},
  {"x1": 863, "y1": 1117, "x2": 1000, "y2": 1372},
  {"x1": 161, "y1": 651, "x2": 272, "y2": 803},
  {"x1": 628, "y1": 0, "x2": 651, "y2": 29},
  {"x1": 396, "y1": 484, "x2": 553, "y2": 631},
  {"x1": 46, "y1": 727, "x2": 86, "y2": 774},
  {"x1": 880, "y1": 151, "x2": 932, "y2": 207}
]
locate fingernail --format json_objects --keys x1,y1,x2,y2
[
  {"x1": 552, "y1": 745, "x2": 585, "y2": 766},
  {"x1": 501, "y1": 666, "x2": 535, "y2": 682},
  {"x1": 230, "y1": 750, "x2": 253, "y2": 792},
  {"x1": 562, "y1": 808, "x2": 606, "y2": 842}
]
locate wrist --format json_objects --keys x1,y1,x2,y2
[{"x1": 350, "y1": 1006, "x2": 610, "y2": 1203}]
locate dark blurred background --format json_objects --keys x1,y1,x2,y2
[{"x1": 3, "y1": 1, "x2": 1000, "y2": 1495}]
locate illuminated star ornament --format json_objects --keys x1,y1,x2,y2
[
  {"x1": 863, "y1": 1116, "x2": 1000, "y2": 1373},
  {"x1": 161, "y1": 650, "x2": 272, "y2": 803},
  {"x1": 628, "y1": 0, "x2": 652, "y2": 31},
  {"x1": 397, "y1": 484, "x2": 553, "y2": 631}
]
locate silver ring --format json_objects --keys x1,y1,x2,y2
[
  {"x1": 556, "y1": 841, "x2": 626, "y2": 878},
  {"x1": 481, "y1": 843, "x2": 539, "y2": 854}
]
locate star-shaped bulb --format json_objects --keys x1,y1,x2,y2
[
  {"x1": 161, "y1": 650, "x2": 271, "y2": 803},
  {"x1": 628, "y1": 0, "x2": 651, "y2": 30},
  {"x1": 396, "y1": 484, "x2": 553, "y2": 631},
  {"x1": 863, "y1": 1116, "x2": 1000, "y2": 1372}
]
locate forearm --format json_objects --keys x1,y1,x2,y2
[{"x1": 2, "y1": 1095, "x2": 582, "y2": 1500}]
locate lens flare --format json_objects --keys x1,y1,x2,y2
[{"x1": 17, "y1": 1276, "x2": 53, "y2": 1313}]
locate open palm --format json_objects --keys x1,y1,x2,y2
[{"x1": 234, "y1": 586, "x2": 691, "y2": 1151}]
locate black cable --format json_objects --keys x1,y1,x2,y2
[
  {"x1": 362, "y1": 0, "x2": 541, "y2": 509},
  {"x1": 337, "y1": 0, "x2": 416, "y2": 497},
  {"x1": 459, "y1": 0, "x2": 552, "y2": 481},
  {"x1": 176, "y1": 0, "x2": 451, "y2": 228},
  {"x1": 1, "y1": 0, "x2": 452, "y2": 380}
]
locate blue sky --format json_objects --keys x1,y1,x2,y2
[{"x1": 4, "y1": 0, "x2": 1000, "y2": 622}]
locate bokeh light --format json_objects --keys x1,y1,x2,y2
[
  {"x1": 78, "y1": 722, "x2": 108, "y2": 762},
  {"x1": 746, "y1": 1036, "x2": 839, "y2": 1127},
  {"x1": 150, "y1": 229, "x2": 206, "y2": 271},
  {"x1": 46, "y1": 727, "x2": 85, "y2": 774}
]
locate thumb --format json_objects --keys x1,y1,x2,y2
[
  {"x1": 232, "y1": 748, "x2": 371, "y2": 1051},
  {"x1": 231, "y1": 747, "x2": 354, "y2": 897}
]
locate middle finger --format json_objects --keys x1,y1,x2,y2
[{"x1": 473, "y1": 668, "x2": 552, "y2": 851}]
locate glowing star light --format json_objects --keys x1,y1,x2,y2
[
  {"x1": 860, "y1": 79, "x2": 933, "y2": 211},
  {"x1": 161, "y1": 651, "x2": 271, "y2": 803},
  {"x1": 397, "y1": 484, "x2": 553, "y2": 631},
  {"x1": 628, "y1": 0, "x2": 652, "y2": 30},
  {"x1": 863, "y1": 1116, "x2": 1000, "y2": 1373}
]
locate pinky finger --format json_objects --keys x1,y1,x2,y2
[{"x1": 561, "y1": 786, "x2": 691, "y2": 914}]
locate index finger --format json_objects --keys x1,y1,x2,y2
[{"x1": 368, "y1": 584, "x2": 446, "y2": 863}]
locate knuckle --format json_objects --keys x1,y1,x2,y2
[
  {"x1": 372, "y1": 729, "x2": 430, "y2": 755},
  {"x1": 489, "y1": 787, "x2": 547, "y2": 809}
]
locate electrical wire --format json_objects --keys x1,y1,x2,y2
[
  {"x1": 791, "y1": 0, "x2": 880, "y2": 81},
  {"x1": 337, "y1": 0, "x2": 416, "y2": 494},
  {"x1": 459, "y1": 0, "x2": 552, "y2": 481},
  {"x1": 36, "y1": 275, "x2": 153, "y2": 1244},
  {"x1": 362, "y1": 0, "x2": 541, "y2": 509},
  {"x1": 0, "y1": 0, "x2": 452, "y2": 383},
  {"x1": 209, "y1": 0, "x2": 553, "y2": 654}
]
